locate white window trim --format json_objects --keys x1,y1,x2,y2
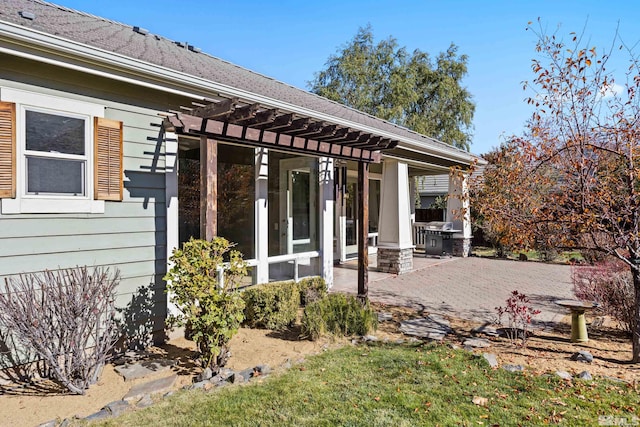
[{"x1": 0, "y1": 87, "x2": 105, "y2": 214}]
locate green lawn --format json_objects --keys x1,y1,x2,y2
[{"x1": 90, "y1": 342, "x2": 638, "y2": 426}]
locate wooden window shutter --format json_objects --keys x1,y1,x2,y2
[
  {"x1": 0, "y1": 102, "x2": 16, "y2": 199},
  {"x1": 94, "y1": 117, "x2": 123, "y2": 201}
]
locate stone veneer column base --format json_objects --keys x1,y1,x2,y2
[
  {"x1": 453, "y1": 238, "x2": 472, "y2": 257},
  {"x1": 377, "y1": 247, "x2": 413, "y2": 274}
]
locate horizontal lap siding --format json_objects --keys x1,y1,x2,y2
[{"x1": 0, "y1": 105, "x2": 168, "y2": 324}]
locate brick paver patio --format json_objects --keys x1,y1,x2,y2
[{"x1": 331, "y1": 255, "x2": 576, "y2": 328}]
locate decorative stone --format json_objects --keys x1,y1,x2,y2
[
  {"x1": 378, "y1": 312, "x2": 393, "y2": 322},
  {"x1": 37, "y1": 420, "x2": 57, "y2": 427},
  {"x1": 473, "y1": 324, "x2": 501, "y2": 337},
  {"x1": 400, "y1": 315, "x2": 451, "y2": 341},
  {"x1": 197, "y1": 367, "x2": 213, "y2": 382},
  {"x1": 463, "y1": 338, "x2": 491, "y2": 348},
  {"x1": 84, "y1": 409, "x2": 111, "y2": 422},
  {"x1": 576, "y1": 371, "x2": 592, "y2": 380},
  {"x1": 555, "y1": 371, "x2": 573, "y2": 380},
  {"x1": 363, "y1": 335, "x2": 378, "y2": 342},
  {"x1": 570, "y1": 351, "x2": 593, "y2": 363},
  {"x1": 503, "y1": 364, "x2": 524, "y2": 372},
  {"x1": 103, "y1": 400, "x2": 130, "y2": 417},
  {"x1": 255, "y1": 365, "x2": 271, "y2": 376},
  {"x1": 482, "y1": 353, "x2": 498, "y2": 368},
  {"x1": 115, "y1": 359, "x2": 176, "y2": 381},
  {"x1": 123, "y1": 374, "x2": 177, "y2": 402},
  {"x1": 136, "y1": 394, "x2": 154, "y2": 408}
]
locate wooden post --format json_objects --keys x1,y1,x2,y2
[
  {"x1": 200, "y1": 136, "x2": 217, "y2": 240},
  {"x1": 357, "y1": 161, "x2": 369, "y2": 303}
]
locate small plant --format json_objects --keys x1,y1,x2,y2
[
  {"x1": 572, "y1": 259, "x2": 634, "y2": 333},
  {"x1": 302, "y1": 293, "x2": 377, "y2": 340},
  {"x1": 164, "y1": 237, "x2": 247, "y2": 372},
  {"x1": 243, "y1": 281, "x2": 299, "y2": 330},
  {"x1": 495, "y1": 290, "x2": 540, "y2": 347},
  {"x1": 0, "y1": 266, "x2": 120, "y2": 395}
]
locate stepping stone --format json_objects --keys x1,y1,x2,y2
[
  {"x1": 503, "y1": 364, "x2": 524, "y2": 372},
  {"x1": 123, "y1": 374, "x2": 177, "y2": 402},
  {"x1": 400, "y1": 315, "x2": 452, "y2": 341},
  {"x1": 463, "y1": 338, "x2": 491, "y2": 348},
  {"x1": 115, "y1": 359, "x2": 176, "y2": 381}
]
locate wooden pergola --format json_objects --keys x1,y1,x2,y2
[{"x1": 163, "y1": 98, "x2": 399, "y2": 300}]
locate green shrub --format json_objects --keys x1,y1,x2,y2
[
  {"x1": 302, "y1": 293, "x2": 377, "y2": 340},
  {"x1": 242, "y1": 281, "x2": 299, "y2": 330},
  {"x1": 164, "y1": 237, "x2": 247, "y2": 371},
  {"x1": 298, "y1": 276, "x2": 327, "y2": 306}
]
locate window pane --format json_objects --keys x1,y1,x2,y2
[
  {"x1": 27, "y1": 157, "x2": 84, "y2": 195},
  {"x1": 26, "y1": 110, "x2": 85, "y2": 155},
  {"x1": 218, "y1": 144, "x2": 255, "y2": 259}
]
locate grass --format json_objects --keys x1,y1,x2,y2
[{"x1": 91, "y1": 342, "x2": 638, "y2": 426}]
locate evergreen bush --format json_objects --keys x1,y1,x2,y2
[
  {"x1": 242, "y1": 281, "x2": 299, "y2": 330},
  {"x1": 302, "y1": 293, "x2": 377, "y2": 340}
]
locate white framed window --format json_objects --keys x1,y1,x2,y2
[{"x1": 0, "y1": 88, "x2": 121, "y2": 214}]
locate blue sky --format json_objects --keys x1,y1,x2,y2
[{"x1": 55, "y1": 1, "x2": 639, "y2": 155}]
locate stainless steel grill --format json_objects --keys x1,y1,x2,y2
[{"x1": 414, "y1": 221, "x2": 459, "y2": 256}]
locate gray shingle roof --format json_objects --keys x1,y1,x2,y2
[{"x1": 0, "y1": 0, "x2": 473, "y2": 160}]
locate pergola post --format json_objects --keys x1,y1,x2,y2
[
  {"x1": 357, "y1": 161, "x2": 369, "y2": 302},
  {"x1": 200, "y1": 136, "x2": 217, "y2": 240}
]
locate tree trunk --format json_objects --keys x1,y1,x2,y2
[{"x1": 632, "y1": 266, "x2": 640, "y2": 363}]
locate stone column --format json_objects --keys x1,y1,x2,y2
[
  {"x1": 447, "y1": 172, "x2": 472, "y2": 257},
  {"x1": 377, "y1": 159, "x2": 414, "y2": 274}
]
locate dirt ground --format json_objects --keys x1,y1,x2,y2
[{"x1": 2, "y1": 304, "x2": 639, "y2": 427}]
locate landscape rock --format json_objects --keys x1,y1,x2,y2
[
  {"x1": 363, "y1": 335, "x2": 379, "y2": 342},
  {"x1": 570, "y1": 351, "x2": 594, "y2": 363},
  {"x1": 503, "y1": 364, "x2": 524, "y2": 372},
  {"x1": 463, "y1": 338, "x2": 491, "y2": 348},
  {"x1": 255, "y1": 365, "x2": 271, "y2": 376},
  {"x1": 555, "y1": 371, "x2": 573, "y2": 380},
  {"x1": 103, "y1": 400, "x2": 130, "y2": 417},
  {"x1": 136, "y1": 394, "x2": 154, "y2": 408},
  {"x1": 400, "y1": 315, "x2": 452, "y2": 341},
  {"x1": 197, "y1": 367, "x2": 213, "y2": 382},
  {"x1": 84, "y1": 409, "x2": 111, "y2": 422},
  {"x1": 123, "y1": 374, "x2": 178, "y2": 402},
  {"x1": 482, "y1": 353, "x2": 499, "y2": 368},
  {"x1": 576, "y1": 371, "x2": 592, "y2": 380},
  {"x1": 191, "y1": 380, "x2": 209, "y2": 390},
  {"x1": 472, "y1": 324, "x2": 502, "y2": 337},
  {"x1": 377, "y1": 312, "x2": 393, "y2": 322},
  {"x1": 37, "y1": 420, "x2": 57, "y2": 427},
  {"x1": 115, "y1": 359, "x2": 176, "y2": 381}
]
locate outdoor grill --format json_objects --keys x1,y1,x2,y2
[{"x1": 415, "y1": 221, "x2": 459, "y2": 256}]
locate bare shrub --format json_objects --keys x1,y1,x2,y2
[
  {"x1": 0, "y1": 266, "x2": 120, "y2": 394},
  {"x1": 572, "y1": 260, "x2": 634, "y2": 333}
]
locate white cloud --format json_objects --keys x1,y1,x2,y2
[{"x1": 599, "y1": 83, "x2": 624, "y2": 99}]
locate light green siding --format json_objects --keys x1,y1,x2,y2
[{"x1": 0, "y1": 77, "x2": 173, "y2": 346}]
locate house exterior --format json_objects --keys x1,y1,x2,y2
[{"x1": 0, "y1": 0, "x2": 481, "y2": 345}]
